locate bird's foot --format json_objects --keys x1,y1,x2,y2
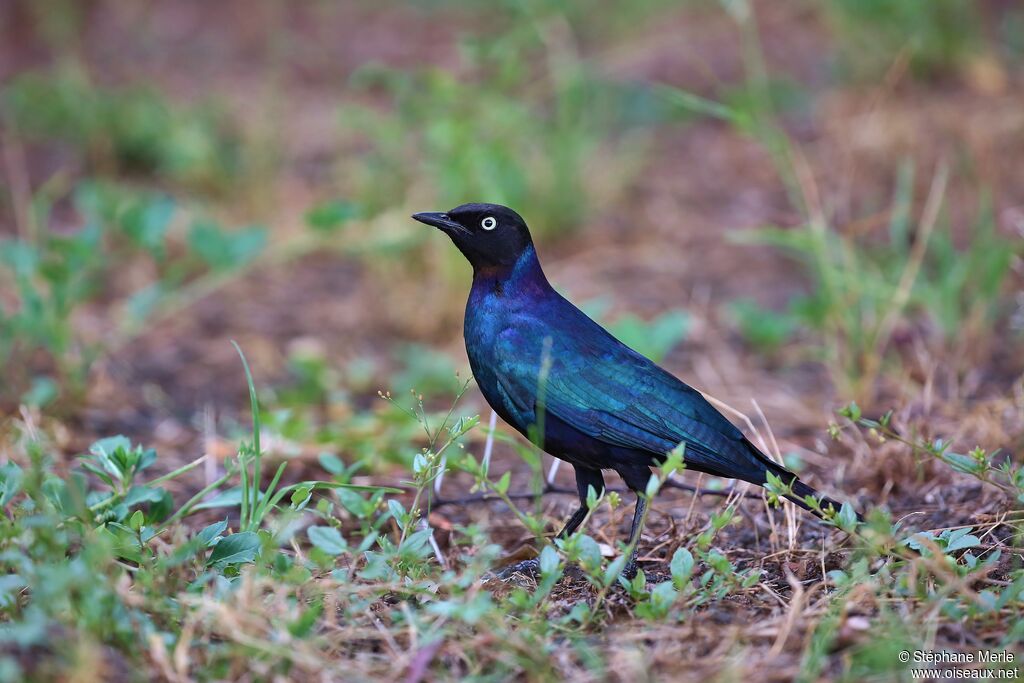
[
  {"x1": 491, "y1": 557, "x2": 638, "y2": 583},
  {"x1": 493, "y1": 558, "x2": 541, "y2": 580}
]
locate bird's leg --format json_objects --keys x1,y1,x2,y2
[
  {"x1": 557, "y1": 467, "x2": 605, "y2": 538},
  {"x1": 622, "y1": 494, "x2": 648, "y2": 578},
  {"x1": 557, "y1": 506, "x2": 589, "y2": 538},
  {"x1": 614, "y1": 466, "x2": 654, "y2": 579},
  {"x1": 496, "y1": 466, "x2": 603, "y2": 580}
]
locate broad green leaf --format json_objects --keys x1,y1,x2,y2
[
  {"x1": 387, "y1": 499, "x2": 407, "y2": 527},
  {"x1": 670, "y1": 547, "x2": 694, "y2": 589},
  {"x1": 128, "y1": 510, "x2": 145, "y2": 531},
  {"x1": 207, "y1": 532, "x2": 261, "y2": 568},
  {"x1": 308, "y1": 526, "x2": 347, "y2": 555},
  {"x1": 188, "y1": 221, "x2": 267, "y2": 271},
  {"x1": 305, "y1": 200, "x2": 361, "y2": 233},
  {"x1": 603, "y1": 556, "x2": 628, "y2": 586},
  {"x1": 0, "y1": 464, "x2": 24, "y2": 506},
  {"x1": 124, "y1": 485, "x2": 164, "y2": 507},
  {"x1": 21, "y1": 377, "x2": 58, "y2": 408},
  {"x1": 318, "y1": 453, "x2": 345, "y2": 475},
  {"x1": 945, "y1": 530, "x2": 981, "y2": 553},
  {"x1": 838, "y1": 502, "x2": 858, "y2": 531},
  {"x1": 539, "y1": 546, "x2": 560, "y2": 576},
  {"x1": 196, "y1": 519, "x2": 228, "y2": 547},
  {"x1": 193, "y1": 488, "x2": 243, "y2": 510}
]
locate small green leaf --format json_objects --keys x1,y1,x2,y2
[
  {"x1": 539, "y1": 545, "x2": 561, "y2": 576},
  {"x1": 304, "y1": 200, "x2": 361, "y2": 233},
  {"x1": 603, "y1": 556, "x2": 628, "y2": 586},
  {"x1": 308, "y1": 526, "x2": 347, "y2": 555},
  {"x1": 0, "y1": 464, "x2": 24, "y2": 506},
  {"x1": 88, "y1": 436, "x2": 133, "y2": 479},
  {"x1": 0, "y1": 574, "x2": 26, "y2": 609},
  {"x1": 943, "y1": 452, "x2": 983, "y2": 475},
  {"x1": 207, "y1": 532, "x2": 261, "y2": 568},
  {"x1": 387, "y1": 499, "x2": 407, "y2": 527},
  {"x1": 128, "y1": 509, "x2": 145, "y2": 531},
  {"x1": 764, "y1": 470, "x2": 786, "y2": 496},
  {"x1": 21, "y1": 376, "x2": 58, "y2": 408},
  {"x1": 645, "y1": 474, "x2": 661, "y2": 498},
  {"x1": 838, "y1": 502, "x2": 858, "y2": 531},
  {"x1": 124, "y1": 485, "x2": 164, "y2": 507},
  {"x1": 81, "y1": 462, "x2": 116, "y2": 488},
  {"x1": 188, "y1": 221, "x2": 267, "y2": 271},
  {"x1": 197, "y1": 519, "x2": 228, "y2": 547},
  {"x1": 193, "y1": 488, "x2": 243, "y2": 510},
  {"x1": 449, "y1": 414, "x2": 480, "y2": 438},
  {"x1": 650, "y1": 580, "x2": 678, "y2": 608},
  {"x1": 670, "y1": 547, "x2": 694, "y2": 589},
  {"x1": 288, "y1": 600, "x2": 325, "y2": 637},
  {"x1": 495, "y1": 471, "x2": 511, "y2": 495},
  {"x1": 944, "y1": 529, "x2": 981, "y2": 553},
  {"x1": 318, "y1": 452, "x2": 345, "y2": 475},
  {"x1": 575, "y1": 535, "x2": 603, "y2": 572},
  {"x1": 290, "y1": 486, "x2": 312, "y2": 509},
  {"x1": 121, "y1": 194, "x2": 174, "y2": 255}
]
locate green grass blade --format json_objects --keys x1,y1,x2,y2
[
  {"x1": 239, "y1": 452, "x2": 250, "y2": 530},
  {"x1": 252, "y1": 461, "x2": 288, "y2": 527},
  {"x1": 231, "y1": 340, "x2": 262, "y2": 531}
]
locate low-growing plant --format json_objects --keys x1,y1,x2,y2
[
  {"x1": 738, "y1": 167, "x2": 1018, "y2": 397},
  {"x1": 3, "y1": 67, "x2": 241, "y2": 191},
  {"x1": 582, "y1": 298, "x2": 690, "y2": 362},
  {"x1": 0, "y1": 180, "x2": 271, "y2": 407},
  {"x1": 336, "y1": 2, "x2": 668, "y2": 240},
  {"x1": 833, "y1": 401, "x2": 1024, "y2": 504},
  {"x1": 824, "y1": 0, "x2": 985, "y2": 80},
  {"x1": 728, "y1": 297, "x2": 799, "y2": 353},
  {"x1": 1, "y1": 368, "x2": 1021, "y2": 679},
  {"x1": 660, "y1": 3, "x2": 1021, "y2": 399}
]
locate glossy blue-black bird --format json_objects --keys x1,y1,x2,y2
[{"x1": 414, "y1": 203, "x2": 853, "y2": 574}]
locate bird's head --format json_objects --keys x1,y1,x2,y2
[{"x1": 412, "y1": 203, "x2": 533, "y2": 270}]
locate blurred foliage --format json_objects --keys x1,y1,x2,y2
[
  {"x1": 0, "y1": 181, "x2": 269, "y2": 406},
  {"x1": 825, "y1": 0, "x2": 984, "y2": 79},
  {"x1": 835, "y1": 402, "x2": 1024, "y2": 504},
  {"x1": 339, "y1": 2, "x2": 681, "y2": 237},
  {"x1": 582, "y1": 298, "x2": 690, "y2": 362},
  {"x1": 659, "y1": 2, "x2": 1022, "y2": 397},
  {"x1": 728, "y1": 298, "x2": 798, "y2": 353},
  {"x1": 2, "y1": 68, "x2": 242, "y2": 192},
  {"x1": 739, "y1": 167, "x2": 1018, "y2": 396}
]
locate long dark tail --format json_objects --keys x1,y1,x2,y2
[
  {"x1": 742, "y1": 439, "x2": 862, "y2": 523},
  {"x1": 785, "y1": 477, "x2": 851, "y2": 519}
]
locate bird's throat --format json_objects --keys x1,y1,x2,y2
[{"x1": 471, "y1": 244, "x2": 550, "y2": 298}]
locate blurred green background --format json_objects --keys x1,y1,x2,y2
[{"x1": 3, "y1": 0, "x2": 1022, "y2": 420}]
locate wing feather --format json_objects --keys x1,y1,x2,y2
[{"x1": 493, "y1": 317, "x2": 758, "y2": 476}]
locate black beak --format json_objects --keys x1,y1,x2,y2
[{"x1": 412, "y1": 211, "x2": 465, "y2": 234}]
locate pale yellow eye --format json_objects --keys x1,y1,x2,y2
[{"x1": 481, "y1": 216, "x2": 497, "y2": 230}]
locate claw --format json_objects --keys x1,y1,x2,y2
[{"x1": 494, "y1": 558, "x2": 541, "y2": 580}]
